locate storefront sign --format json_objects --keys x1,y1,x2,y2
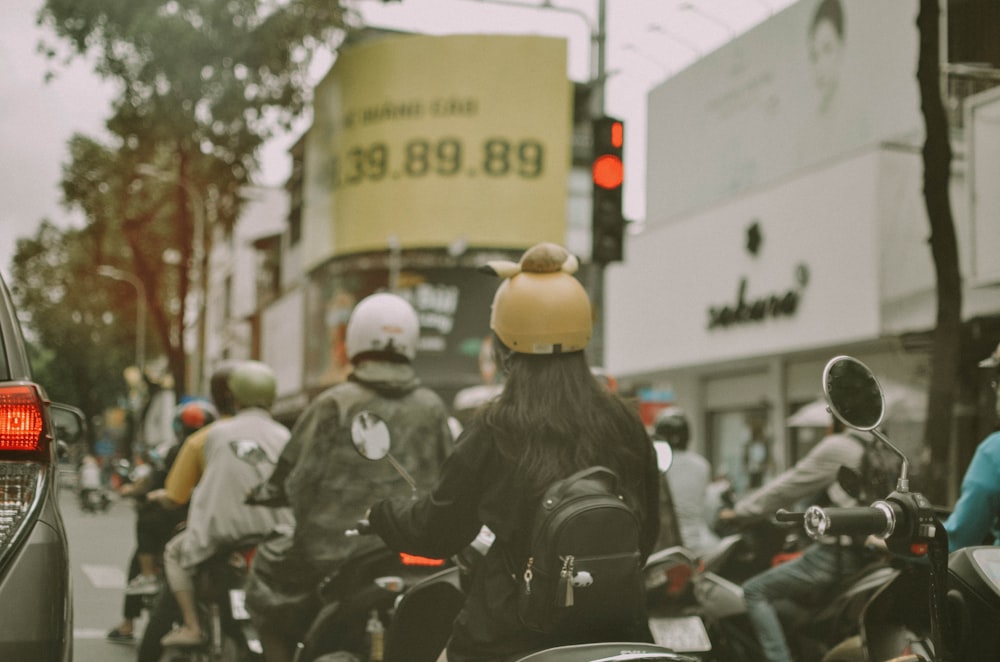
[
  {"x1": 303, "y1": 248, "x2": 521, "y2": 394},
  {"x1": 707, "y1": 263, "x2": 809, "y2": 330},
  {"x1": 301, "y1": 34, "x2": 570, "y2": 270}
]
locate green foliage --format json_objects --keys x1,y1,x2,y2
[
  {"x1": 31, "y1": 0, "x2": 349, "y2": 394},
  {"x1": 38, "y1": 0, "x2": 350, "y2": 184},
  {"x1": 10, "y1": 221, "x2": 139, "y2": 434}
]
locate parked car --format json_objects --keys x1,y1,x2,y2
[{"x1": 0, "y1": 271, "x2": 84, "y2": 661}]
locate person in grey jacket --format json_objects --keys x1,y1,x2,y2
[
  {"x1": 159, "y1": 361, "x2": 293, "y2": 647},
  {"x1": 718, "y1": 417, "x2": 872, "y2": 662},
  {"x1": 244, "y1": 292, "x2": 454, "y2": 662}
]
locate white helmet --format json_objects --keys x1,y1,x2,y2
[{"x1": 345, "y1": 293, "x2": 420, "y2": 362}]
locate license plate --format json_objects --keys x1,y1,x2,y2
[
  {"x1": 229, "y1": 589, "x2": 251, "y2": 621},
  {"x1": 648, "y1": 615, "x2": 712, "y2": 652}
]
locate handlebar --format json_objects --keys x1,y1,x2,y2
[
  {"x1": 775, "y1": 502, "x2": 899, "y2": 540},
  {"x1": 345, "y1": 519, "x2": 372, "y2": 537},
  {"x1": 801, "y1": 501, "x2": 899, "y2": 539}
]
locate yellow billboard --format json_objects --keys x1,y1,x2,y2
[{"x1": 302, "y1": 34, "x2": 571, "y2": 268}]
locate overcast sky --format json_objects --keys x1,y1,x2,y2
[{"x1": 0, "y1": 0, "x2": 795, "y2": 280}]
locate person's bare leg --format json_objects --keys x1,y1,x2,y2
[
  {"x1": 174, "y1": 588, "x2": 202, "y2": 637},
  {"x1": 138, "y1": 552, "x2": 158, "y2": 577}
]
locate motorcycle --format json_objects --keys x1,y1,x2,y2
[
  {"x1": 159, "y1": 534, "x2": 268, "y2": 662},
  {"x1": 777, "y1": 354, "x2": 1000, "y2": 662},
  {"x1": 304, "y1": 411, "x2": 709, "y2": 662},
  {"x1": 289, "y1": 536, "x2": 455, "y2": 662},
  {"x1": 687, "y1": 517, "x2": 893, "y2": 661}
]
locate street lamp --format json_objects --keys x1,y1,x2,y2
[
  {"x1": 97, "y1": 265, "x2": 146, "y2": 371},
  {"x1": 136, "y1": 163, "x2": 208, "y2": 395}
]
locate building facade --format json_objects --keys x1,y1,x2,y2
[{"x1": 606, "y1": 0, "x2": 1000, "y2": 499}]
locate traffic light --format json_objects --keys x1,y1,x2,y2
[{"x1": 591, "y1": 116, "x2": 625, "y2": 265}]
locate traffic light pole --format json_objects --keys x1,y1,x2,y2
[{"x1": 589, "y1": 0, "x2": 609, "y2": 368}]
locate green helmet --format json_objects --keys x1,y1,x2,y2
[{"x1": 227, "y1": 360, "x2": 277, "y2": 410}]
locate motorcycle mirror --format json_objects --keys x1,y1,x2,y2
[
  {"x1": 350, "y1": 411, "x2": 392, "y2": 461},
  {"x1": 653, "y1": 440, "x2": 674, "y2": 473},
  {"x1": 822, "y1": 355, "x2": 911, "y2": 492},
  {"x1": 822, "y1": 356, "x2": 886, "y2": 431},
  {"x1": 349, "y1": 411, "x2": 419, "y2": 496}
]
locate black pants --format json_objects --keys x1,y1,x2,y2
[{"x1": 136, "y1": 590, "x2": 182, "y2": 662}]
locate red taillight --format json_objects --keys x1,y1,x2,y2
[
  {"x1": 665, "y1": 563, "x2": 693, "y2": 597},
  {"x1": 0, "y1": 385, "x2": 45, "y2": 451},
  {"x1": 399, "y1": 552, "x2": 445, "y2": 567}
]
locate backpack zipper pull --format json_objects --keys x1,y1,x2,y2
[
  {"x1": 560, "y1": 555, "x2": 575, "y2": 607},
  {"x1": 523, "y1": 557, "x2": 534, "y2": 595}
]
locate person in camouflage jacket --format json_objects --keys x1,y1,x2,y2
[{"x1": 244, "y1": 293, "x2": 454, "y2": 662}]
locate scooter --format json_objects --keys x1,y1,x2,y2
[
  {"x1": 289, "y1": 537, "x2": 454, "y2": 662},
  {"x1": 79, "y1": 486, "x2": 111, "y2": 512},
  {"x1": 777, "y1": 354, "x2": 1000, "y2": 662},
  {"x1": 159, "y1": 534, "x2": 268, "y2": 662},
  {"x1": 681, "y1": 441, "x2": 898, "y2": 660}
]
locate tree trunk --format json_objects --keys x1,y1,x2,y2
[{"x1": 917, "y1": 0, "x2": 962, "y2": 505}]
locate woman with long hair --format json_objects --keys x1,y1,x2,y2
[{"x1": 366, "y1": 242, "x2": 660, "y2": 662}]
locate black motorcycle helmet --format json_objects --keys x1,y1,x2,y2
[
  {"x1": 654, "y1": 407, "x2": 690, "y2": 451},
  {"x1": 209, "y1": 360, "x2": 241, "y2": 417}
]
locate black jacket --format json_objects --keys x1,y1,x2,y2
[{"x1": 370, "y1": 418, "x2": 660, "y2": 662}]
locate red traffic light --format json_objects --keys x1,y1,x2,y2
[{"x1": 592, "y1": 154, "x2": 624, "y2": 190}]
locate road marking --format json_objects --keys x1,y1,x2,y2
[{"x1": 81, "y1": 563, "x2": 126, "y2": 589}]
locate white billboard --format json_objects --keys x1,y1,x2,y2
[
  {"x1": 646, "y1": 0, "x2": 922, "y2": 222},
  {"x1": 968, "y1": 87, "x2": 1000, "y2": 285}
]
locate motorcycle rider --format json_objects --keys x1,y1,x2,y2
[
  {"x1": 135, "y1": 361, "x2": 240, "y2": 660},
  {"x1": 944, "y1": 341, "x2": 1000, "y2": 551},
  {"x1": 106, "y1": 399, "x2": 218, "y2": 644},
  {"x1": 365, "y1": 243, "x2": 661, "y2": 662},
  {"x1": 159, "y1": 360, "x2": 293, "y2": 647},
  {"x1": 718, "y1": 416, "x2": 875, "y2": 662},
  {"x1": 146, "y1": 360, "x2": 240, "y2": 510},
  {"x1": 653, "y1": 406, "x2": 718, "y2": 554},
  {"x1": 244, "y1": 291, "x2": 453, "y2": 662}
]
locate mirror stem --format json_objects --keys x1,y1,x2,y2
[
  {"x1": 387, "y1": 453, "x2": 419, "y2": 496},
  {"x1": 871, "y1": 428, "x2": 910, "y2": 492}
]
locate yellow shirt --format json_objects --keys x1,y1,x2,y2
[{"x1": 163, "y1": 424, "x2": 214, "y2": 505}]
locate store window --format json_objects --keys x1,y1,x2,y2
[{"x1": 707, "y1": 406, "x2": 772, "y2": 498}]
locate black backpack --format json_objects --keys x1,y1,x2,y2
[
  {"x1": 515, "y1": 466, "x2": 644, "y2": 636},
  {"x1": 849, "y1": 433, "x2": 903, "y2": 504}
]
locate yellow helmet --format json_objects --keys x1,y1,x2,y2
[{"x1": 485, "y1": 243, "x2": 592, "y2": 354}]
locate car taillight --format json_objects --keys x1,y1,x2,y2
[
  {"x1": 0, "y1": 462, "x2": 44, "y2": 548},
  {"x1": 0, "y1": 385, "x2": 46, "y2": 451},
  {"x1": 0, "y1": 384, "x2": 49, "y2": 562},
  {"x1": 398, "y1": 552, "x2": 445, "y2": 567}
]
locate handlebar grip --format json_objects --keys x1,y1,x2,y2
[
  {"x1": 803, "y1": 503, "x2": 895, "y2": 539},
  {"x1": 774, "y1": 509, "x2": 804, "y2": 523}
]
